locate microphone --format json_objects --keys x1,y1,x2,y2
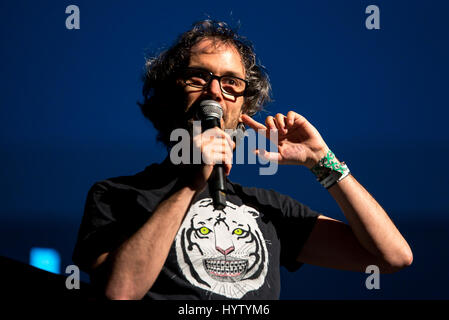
[{"x1": 198, "y1": 100, "x2": 227, "y2": 210}]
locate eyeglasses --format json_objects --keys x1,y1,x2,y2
[{"x1": 180, "y1": 67, "x2": 248, "y2": 97}]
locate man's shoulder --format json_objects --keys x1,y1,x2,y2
[
  {"x1": 87, "y1": 162, "x2": 173, "y2": 195},
  {"x1": 227, "y1": 180, "x2": 295, "y2": 208},
  {"x1": 228, "y1": 180, "x2": 320, "y2": 221},
  {"x1": 84, "y1": 161, "x2": 179, "y2": 212}
]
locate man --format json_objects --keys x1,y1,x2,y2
[{"x1": 73, "y1": 20, "x2": 412, "y2": 300}]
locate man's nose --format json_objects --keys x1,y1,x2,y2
[{"x1": 205, "y1": 78, "x2": 222, "y2": 99}]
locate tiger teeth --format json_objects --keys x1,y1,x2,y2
[{"x1": 204, "y1": 260, "x2": 248, "y2": 274}]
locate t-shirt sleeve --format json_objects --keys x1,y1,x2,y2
[
  {"x1": 236, "y1": 185, "x2": 321, "y2": 272},
  {"x1": 273, "y1": 192, "x2": 321, "y2": 272},
  {"x1": 72, "y1": 182, "x2": 148, "y2": 272}
]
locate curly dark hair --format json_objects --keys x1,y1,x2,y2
[{"x1": 138, "y1": 19, "x2": 272, "y2": 147}]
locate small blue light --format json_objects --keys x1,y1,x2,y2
[{"x1": 29, "y1": 247, "x2": 61, "y2": 274}]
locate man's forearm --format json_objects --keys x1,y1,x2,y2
[
  {"x1": 102, "y1": 185, "x2": 197, "y2": 300},
  {"x1": 328, "y1": 174, "x2": 413, "y2": 269}
]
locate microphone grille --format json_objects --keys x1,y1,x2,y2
[{"x1": 198, "y1": 100, "x2": 223, "y2": 119}]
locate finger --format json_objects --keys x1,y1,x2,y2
[
  {"x1": 201, "y1": 128, "x2": 228, "y2": 150},
  {"x1": 202, "y1": 152, "x2": 214, "y2": 165},
  {"x1": 210, "y1": 151, "x2": 231, "y2": 164},
  {"x1": 253, "y1": 149, "x2": 282, "y2": 162},
  {"x1": 193, "y1": 134, "x2": 202, "y2": 150},
  {"x1": 200, "y1": 128, "x2": 216, "y2": 146},
  {"x1": 275, "y1": 113, "x2": 287, "y2": 134},
  {"x1": 204, "y1": 150, "x2": 230, "y2": 165},
  {"x1": 241, "y1": 115, "x2": 278, "y2": 141},
  {"x1": 211, "y1": 141, "x2": 233, "y2": 159},
  {"x1": 222, "y1": 130, "x2": 235, "y2": 150},
  {"x1": 207, "y1": 128, "x2": 235, "y2": 150},
  {"x1": 224, "y1": 148, "x2": 233, "y2": 164},
  {"x1": 206, "y1": 137, "x2": 233, "y2": 165},
  {"x1": 285, "y1": 111, "x2": 316, "y2": 138},
  {"x1": 241, "y1": 114, "x2": 267, "y2": 131},
  {"x1": 224, "y1": 163, "x2": 232, "y2": 176},
  {"x1": 222, "y1": 149, "x2": 233, "y2": 165},
  {"x1": 287, "y1": 111, "x2": 308, "y2": 128},
  {"x1": 210, "y1": 135, "x2": 234, "y2": 157},
  {"x1": 265, "y1": 116, "x2": 277, "y2": 131},
  {"x1": 241, "y1": 114, "x2": 273, "y2": 141},
  {"x1": 286, "y1": 111, "x2": 296, "y2": 127},
  {"x1": 205, "y1": 127, "x2": 224, "y2": 139},
  {"x1": 201, "y1": 143, "x2": 214, "y2": 165},
  {"x1": 201, "y1": 134, "x2": 223, "y2": 164}
]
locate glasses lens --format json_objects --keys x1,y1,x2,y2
[
  {"x1": 184, "y1": 69, "x2": 210, "y2": 88},
  {"x1": 220, "y1": 76, "x2": 246, "y2": 95},
  {"x1": 183, "y1": 69, "x2": 247, "y2": 96}
]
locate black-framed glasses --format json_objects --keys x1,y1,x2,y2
[{"x1": 180, "y1": 67, "x2": 248, "y2": 97}]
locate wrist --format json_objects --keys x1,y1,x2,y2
[
  {"x1": 177, "y1": 177, "x2": 207, "y2": 194},
  {"x1": 176, "y1": 164, "x2": 212, "y2": 194},
  {"x1": 306, "y1": 147, "x2": 330, "y2": 169},
  {"x1": 310, "y1": 149, "x2": 350, "y2": 189}
]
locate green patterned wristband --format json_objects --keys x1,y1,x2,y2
[{"x1": 311, "y1": 150, "x2": 350, "y2": 188}]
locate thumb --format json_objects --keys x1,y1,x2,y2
[
  {"x1": 253, "y1": 149, "x2": 281, "y2": 162},
  {"x1": 224, "y1": 163, "x2": 232, "y2": 176}
]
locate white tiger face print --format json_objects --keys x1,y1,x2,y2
[{"x1": 175, "y1": 198, "x2": 269, "y2": 299}]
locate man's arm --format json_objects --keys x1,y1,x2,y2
[
  {"x1": 92, "y1": 185, "x2": 196, "y2": 300},
  {"x1": 241, "y1": 112, "x2": 413, "y2": 273},
  {"x1": 297, "y1": 174, "x2": 413, "y2": 273}
]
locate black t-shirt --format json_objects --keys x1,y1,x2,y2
[{"x1": 72, "y1": 160, "x2": 321, "y2": 299}]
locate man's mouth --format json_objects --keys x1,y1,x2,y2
[{"x1": 203, "y1": 257, "x2": 248, "y2": 282}]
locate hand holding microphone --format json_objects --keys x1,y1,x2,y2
[{"x1": 193, "y1": 100, "x2": 234, "y2": 210}]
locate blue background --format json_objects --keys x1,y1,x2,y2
[{"x1": 0, "y1": 0, "x2": 448, "y2": 299}]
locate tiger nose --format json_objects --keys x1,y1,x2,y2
[
  {"x1": 216, "y1": 245, "x2": 235, "y2": 256},
  {"x1": 214, "y1": 223, "x2": 234, "y2": 256}
]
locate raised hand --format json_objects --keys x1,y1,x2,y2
[{"x1": 241, "y1": 111, "x2": 330, "y2": 169}]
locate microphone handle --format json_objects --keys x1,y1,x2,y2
[
  {"x1": 202, "y1": 117, "x2": 227, "y2": 210},
  {"x1": 209, "y1": 165, "x2": 227, "y2": 210}
]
